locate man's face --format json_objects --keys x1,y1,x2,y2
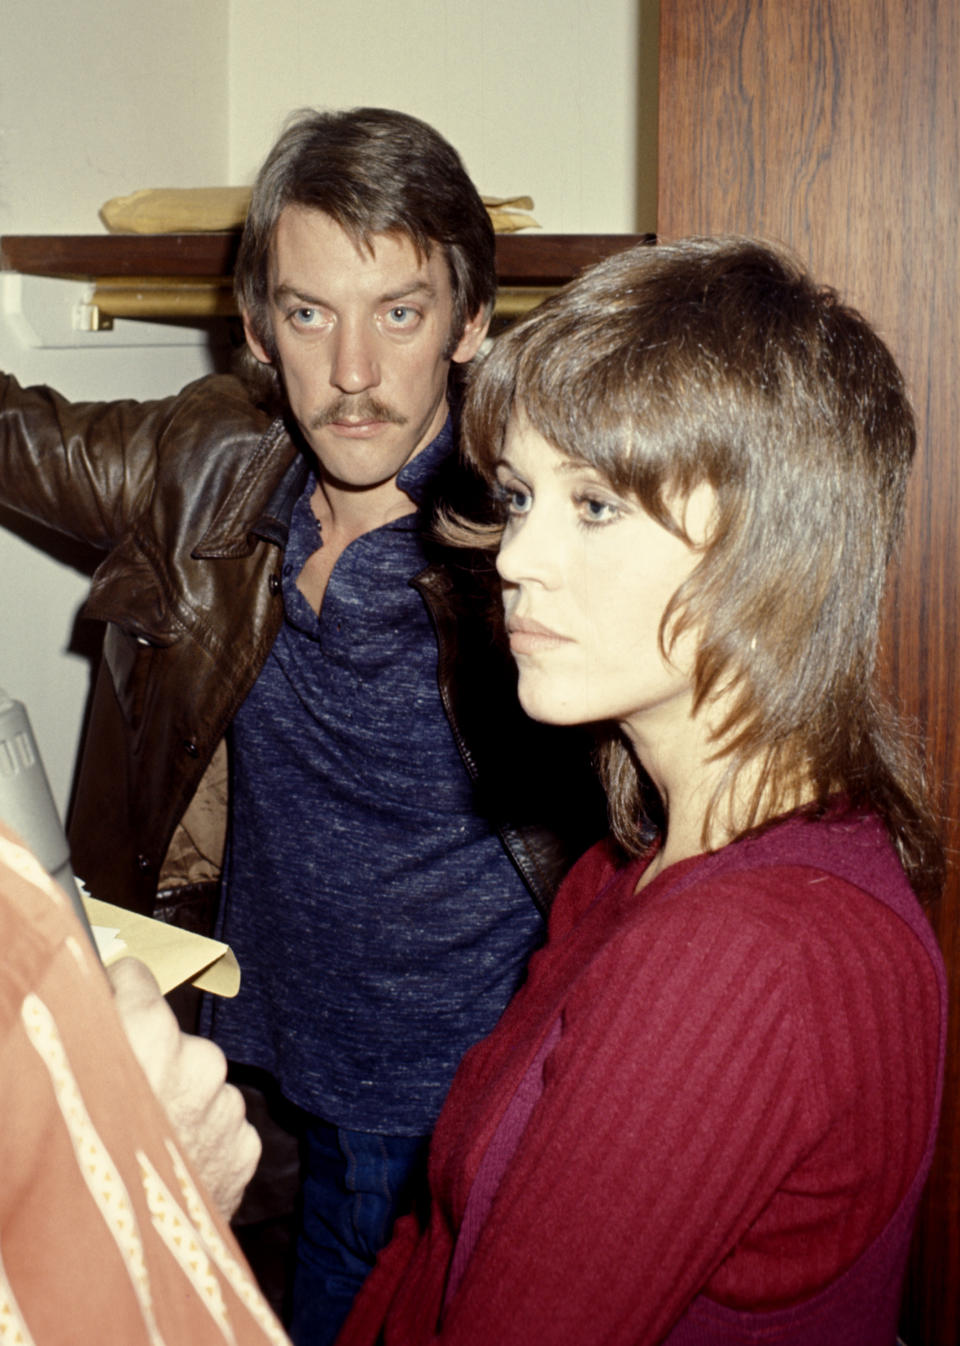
[{"x1": 244, "y1": 206, "x2": 488, "y2": 493}]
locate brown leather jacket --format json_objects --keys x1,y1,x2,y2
[{"x1": 0, "y1": 371, "x2": 606, "y2": 929}]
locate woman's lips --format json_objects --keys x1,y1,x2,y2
[{"x1": 506, "y1": 615, "x2": 572, "y2": 654}]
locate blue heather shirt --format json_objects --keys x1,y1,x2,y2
[{"x1": 206, "y1": 420, "x2": 542, "y2": 1134}]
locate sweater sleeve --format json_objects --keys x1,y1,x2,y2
[{"x1": 368, "y1": 882, "x2": 831, "y2": 1346}]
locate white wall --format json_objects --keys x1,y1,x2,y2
[
  {"x1": 226, "y1": 0, "x2": 656, "y2": 233},
  {"x1": 0, "y1": 0, "x2": 231, "y2": 811}
]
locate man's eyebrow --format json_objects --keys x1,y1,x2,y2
[
  {"x1": 381, "y1": 278, "x2": 439, "y2": 303},
  {"x1": 273, "y1": 282, "x2": 317, "y2": 308},
  {"x1": 272, "y1": 283, "x2": 322, "y2": 308},
  {"x1": 271, "y1": 278, "x2": 439, "y2": 307}
]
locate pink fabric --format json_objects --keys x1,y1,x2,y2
[
  {"x1": 0, "y1": 821, "x2": 290, "y2": 1345},
  {"x1": 338, "y1": 812, "x2": 944, "y2": 1346}
]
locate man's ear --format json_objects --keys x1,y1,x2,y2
[
  {"x1": 242, "y1": 309, "x2": 273, "y2": 366},
  {"x1": 450, "y1": 306, "x2": 492, "y2": 366}
]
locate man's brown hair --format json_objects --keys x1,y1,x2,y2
[{"x1": 235, "y1": 106, "x2": 496, "y2": 372}]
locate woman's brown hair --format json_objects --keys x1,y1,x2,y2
[{"x1": 457, "y1": 237, "x2": 943, "y2": 898}]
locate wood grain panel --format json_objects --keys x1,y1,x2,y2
[{"x1": 659, "y1": 3, "x2": 960, "y2": 1340}]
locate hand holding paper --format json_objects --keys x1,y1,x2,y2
[{"x1": 108, "y1": 957, "x2": 261, "y2": 1219}]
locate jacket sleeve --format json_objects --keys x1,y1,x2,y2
[{"x1": 0, "y1": 370, "x2": 191, "y2": 550}]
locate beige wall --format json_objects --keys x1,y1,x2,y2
[
  {"x1": 0, "y1": 0, "x2": 653, "y2": 818},
  {"x1": 0, "y1": 0, "x2": 230, "y2": 809},
  {"x1": 227, "y1": 0, "x2": 657, "y2": 233},
  {"x1": 0, "y1": 0, "x2": 229, "y2": 232}
]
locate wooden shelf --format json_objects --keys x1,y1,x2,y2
[
  {"x1": 0, "y1": 232, "x2": 242, "y2": 279},
  {"x1": 0, "y1": 231, "x2": 652, "y2": 326}
]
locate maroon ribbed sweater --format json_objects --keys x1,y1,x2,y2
[{"x1": 339, "y1": 813, "x2": 943, "y2": 1346}]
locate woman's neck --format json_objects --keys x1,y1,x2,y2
[{"x1": 625, "y1": 706, "x2": 813, "y2": 891}]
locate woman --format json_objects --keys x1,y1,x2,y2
[{"x1": 337, "y1": 238, "x2": 946, "y2": 1345}]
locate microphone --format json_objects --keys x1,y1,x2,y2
[{"x1": 0, "y1": 688, "x2": 96, "y2": 948}]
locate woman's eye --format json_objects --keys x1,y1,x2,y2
[
  {"x1": 494, "y1": 482, "x2": 532, "y2": 515},
  {"x1": 579, "y1": 496, "x2": 621, "y2": 525},
  {"x1": 292, "y1": 306, "x2": 321, "y2": 327}
]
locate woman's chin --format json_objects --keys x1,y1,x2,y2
[{"x1": 516, "y1": 684, "x2": 583, "y2": 728}]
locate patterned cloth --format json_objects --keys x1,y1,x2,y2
[{"x1": 0, "y1": 820, "x2": 290, "y2": 1346}]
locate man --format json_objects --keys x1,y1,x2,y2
[{"x1": 0, "y1": 108, "x2": 604, "y2": 1344}]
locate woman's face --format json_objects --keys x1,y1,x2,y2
[{"x1": 495, "y1": 417, "x2": 710, "y2": 745}]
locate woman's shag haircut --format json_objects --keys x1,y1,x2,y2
[{"x1": 457, "y1": 237, "x2": 942, "y2": 898}]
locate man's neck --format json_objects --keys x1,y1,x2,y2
[
  {"x1": 311, "y1": 473, "x2": 417, "y2": 542},
  {"x1": 296, "y1": 475, "x2": 416, "y2": 617}
]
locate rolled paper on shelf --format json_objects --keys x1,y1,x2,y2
[{"x1": 99, "y1": 186, "x2": 538, "y2": 234}]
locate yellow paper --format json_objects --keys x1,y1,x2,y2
[
  {"x1": 83, "y1": 895, "x2": 240, "y2": 997},
  {"x1": 100, "y1": 186, "x2": 253, "y2": 233},
  {"x1": 99, "y1": 187, "x2": 538, "y2": 235},
  {"x1": 485, "y1": 207, "x2": 541, "y2": 233}
]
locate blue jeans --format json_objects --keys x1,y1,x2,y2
[{"x1": 288, "y1": 1118, "x2": 431, "y2": 1346}]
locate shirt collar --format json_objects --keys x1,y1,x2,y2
[
  {"x1": 395, "y1": 415, "x2": 456, "y2": 507},
  {"x1": 289, "y1": 413, "x2": 456, "y2": 546}
]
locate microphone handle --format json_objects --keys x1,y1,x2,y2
[{"x1": 0, "y1": 690, "x2": 97, "y2": 951}]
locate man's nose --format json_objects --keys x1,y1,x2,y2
[{"x1": 330, "y1": 319, "x2": 380, "y2": 393}]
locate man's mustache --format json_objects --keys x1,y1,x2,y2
[{"x1": 309, "y1": 396, "x2": 408, "y2": 430}]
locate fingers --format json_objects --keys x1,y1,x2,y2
[
  {"x1": 107, "y1": 956, "x2": 261, "y2": 1218},
  {"x1": 106, "y1": 954, "x2": 164, "y2": 1005},
  {"x1": 180, "y1": 1066, "x2": 263, "y2": 1219},
  {"x1": 205, "y1": 1091, "x2": 263, "y2": 1218},
  {"x1": 174, "y1": 1032, "x2": 230, "y2": 1112},
  {"x1": 108, "y1": 957, "x2": 183, "y2": 1096}
]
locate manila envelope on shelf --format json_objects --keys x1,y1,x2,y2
[{"x1": 83, "y1": 895, "x2": 240, "y2": 997}]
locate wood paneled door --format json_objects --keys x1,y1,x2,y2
[{"x1": 659, "y1": 3, "x2": 960, "y2": 1341}]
